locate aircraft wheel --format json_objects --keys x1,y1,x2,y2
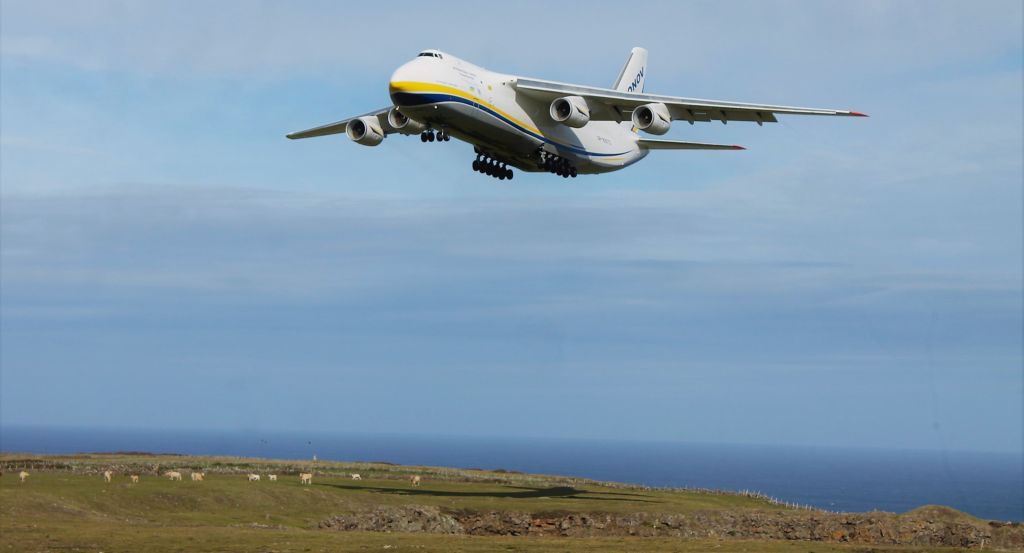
[
  {"x1": 420, "y1": 133, "x2": 428, "y2": 143},
  {"x1": 472, "y1": 160, "x2": 480, "y2": 171},
  {"x1": 505, "y1": 169, "x2": 514, "y2": 180},
  {"x1": 570, "y1": 167, "x2": 578, "y2": 178}
]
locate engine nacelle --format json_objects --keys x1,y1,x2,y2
[
  {"x1": 549, "y1": 96, "x2": 591, "y2": 128},
  {"x1": 387, "y1": 108, "x2": 427, "y2": 135},
  {"x1": 346, "y1": 116, "x2": 385, "y2": 146},
  {"x1": 631, "y1": 103, "x2": 671, "y2": 135}
]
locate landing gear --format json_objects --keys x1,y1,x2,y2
[
  {"x1": 473, "y1": 152, "x2": 513, "y2": 180},
  {"x1": 421, "y1": 129, "x2": 451, "y2": 142},
  {"x1": 537, "y1": 151, "x2": 577, "y2": 178}
]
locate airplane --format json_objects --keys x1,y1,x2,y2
[{"x1": 287, "y1": 47, "x2": 866, "y2": 180}]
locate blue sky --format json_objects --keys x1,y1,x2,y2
[{"x1": 1, "y1": 1, "x2": 1021, "y2": 454}]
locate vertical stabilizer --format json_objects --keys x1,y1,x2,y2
[{"x1": 613, "y1": 47, "x2": 648, "y2": 93}]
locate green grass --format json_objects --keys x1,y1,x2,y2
[
  {"x1": 0, "y1": 454, "x2": 990, "y2": 553},
  {"x1": 1, "y1": 471, "x2": 778, "y2": 527},
  {"x1": 0, "y1": 452, "x2": 788, "y2": 517}
]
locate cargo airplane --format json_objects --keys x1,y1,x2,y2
[{"x1": 287, "y1": 47, "x2": 866, "y2": 180}]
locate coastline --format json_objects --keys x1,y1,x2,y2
[
  {"x1": 2, "y1": 452, "x2": 1021, "y2": 551},
  {"x1": 3, "y1": 425, "x2": 1021, "y2": 522}
]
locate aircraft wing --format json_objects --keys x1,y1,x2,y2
[
  {"x1": 638, "y1": 138, "x2": 745, "y2": 150},
  {"x1": 513, "y1": 78, "x2": 866, "y2": 125},
  {"x1": 286, "y1": 107, "x2": 396, "y2": 139}
]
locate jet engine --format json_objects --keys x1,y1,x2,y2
[
  {"x1": 387, "y1": 108, "x2": 427, "y2": 135},
  {"x1": 549, "y1": 96, "x2": 591, "y2": 128},
  {"x1": 631, "y1": 103, "x2": 671, "y2": 135},
  {"x1": 346, "y1": 116, "x2": 385, "y2": 146}
]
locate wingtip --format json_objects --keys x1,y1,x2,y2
[
  {"x1": 850, "y1": 111, "x2": 869, "y2": 117},
  {"x1": 733, "y1": 145, "x2": 746, "y2": 150}
]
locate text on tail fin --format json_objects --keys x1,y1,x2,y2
[{"x1": 613, "y1": 47, "x2": 648, "y2": 93}]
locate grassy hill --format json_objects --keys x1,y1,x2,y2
[{"x1": 1, "y1": 452, "x2": 1016, "y2": 552}]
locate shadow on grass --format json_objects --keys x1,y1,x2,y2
[{"x1": 318, "y1": 483, "x2": 661, "y2": 503}]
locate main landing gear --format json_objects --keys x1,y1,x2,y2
[
  {"x1": 473, "y1": 152, "x2": 513, "y2": 180},
  {"x1": 420, "y1": 129, "x2": 450, "y2": 142},
  {"x1": 539, "y1": 152, "x2": 577, "y2": 178}
]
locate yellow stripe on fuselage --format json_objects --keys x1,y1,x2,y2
[
  {"x1": 389, "y1": 80, "x2": 634, "y2": 162},
  {"x1": 389, "y1": 80, "x2": 545, "y2": 138}
]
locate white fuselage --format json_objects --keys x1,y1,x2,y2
[{"x1": 388, "y1": 52, "x2": 647, "y2": 174}]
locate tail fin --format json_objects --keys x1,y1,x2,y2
[{"x1": 613, "y1": 47, "x2": 648, "y2": 93}]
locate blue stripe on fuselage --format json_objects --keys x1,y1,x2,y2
[{"x1": 391, "y1": 91, "x2": 629, "y2": 158}]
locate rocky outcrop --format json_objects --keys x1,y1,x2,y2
[
  {"x1": 319, "y1": 505, "x2": 462, "y2": 534},
  {"x1": 318, "y1": 505, "x2": 1024, "y2": 549}
]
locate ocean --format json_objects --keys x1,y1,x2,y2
[{"x1": 2, "y1": 425, "x2": 1020, "y2": 522}]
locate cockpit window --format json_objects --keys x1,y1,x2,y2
[{"x1": 417, "y1": 52, "x2": 443, "y2": 59}]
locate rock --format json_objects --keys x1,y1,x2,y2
[
  {"x1": 316, "y1": 505, "x2": 1023, "y2": 549},
  {"x1": 319, "y1": 505, "x2": 462, "y2": 534}
]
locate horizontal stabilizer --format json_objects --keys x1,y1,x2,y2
[{"x1": 638, "y1": 138, "x2": 745, "y2": 151}]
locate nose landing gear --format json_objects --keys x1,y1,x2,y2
[{"x1": 420, "y1": 129, "x2": 451, "y2": 142}]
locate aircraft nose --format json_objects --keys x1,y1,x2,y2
[
  {"x1": 388, "y1": 61, "x2": 417, "y2": 102},
  {"x1": 387, "y1": 61, "x2": 415, "y2": 92},
  {"x1": 389, "y1": 63, "x2": 410, "y2": 87}
]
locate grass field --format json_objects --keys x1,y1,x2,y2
[{"x1": 0, "y1": 453, "x2": 999, "y2": 552}]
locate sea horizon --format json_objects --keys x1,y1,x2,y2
[{"x1": 2, "y1": 424, "x2": 1021, "y2": 522}]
